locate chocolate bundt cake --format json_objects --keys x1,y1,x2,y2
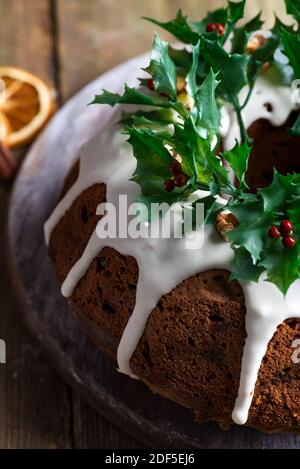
[
  {"x1": 46, "y1": 118, "x2": 300, "y2": 433},
  {"x1": 44, "y1": 2, "x2": 300, "y2": 433}
]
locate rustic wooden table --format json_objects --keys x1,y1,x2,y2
[{"x1": 0, "y1": 0, "x2": 289, "y2": 449}]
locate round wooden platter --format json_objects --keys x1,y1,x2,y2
[{"x1": 7, "y1": 55, "x2": 300, "y2": 450}]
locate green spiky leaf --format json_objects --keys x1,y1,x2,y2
[
  {"x1": 91, "y1": 84, "x2": 188, "y2": 118},
  {"x1": 145, "y1": 34, "x2": 177, "y2": 100},
  {"x1": 192, "y1": 68, "x2": 221, "y2": 136},
  {"x1": 227, "y1": 211, "x2": 275, "y2": 263},
  {"x1": 280, "y1": 29, "x2": 300, "y2": 77},
  {"x1": 143, "y1": 10, "x2": 200, "y2": 45},
  {"x1": 222, "y1": 141, "x2": 251, "y2": 189},
  {"x1": 201, "y1": 37, "x2": 250, "y2": 97},
  {"x1": 230, "y1": 247, "x2": 264, "y2": 283},
  {"x1": 260, "y1": 241, "x2": 300, "y2": 295}
]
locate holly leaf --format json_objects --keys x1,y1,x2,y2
[
  {"x1": 172, "y1": 118, "x2": 212, "y2": 183},
  {"x1": 280, "y1": 29, "x2": 300, "y2": 78},
  {"x1": 229, "y1": 199, "x2": 265, "y2": 224},
  {"x1": 260, "y1": 171, "x2": 295, "y2": 212},
  {"x1": 192, "y1": 68, "x2": 221, "y2": 136},
  {"x1": 145, "y1": 34, "x2": 177, "y2": 100},
  {"x1": 287, "y1": 174, "x2": 300, "y2": 199},
  {"x1": 168, "y1": 46, "x2": 193, "y2": 72},
  {"x1": 143, "y1": 10, "x2": 200, "y2": 45},
  {"x1": 192, "y1": 195, "x2": 224, "y2": 226},
  {"x1": 272, "y1": 16, "x2": 296, "y2": 84},
  {"x1": 128, "y1": 126, "x2": 172, "y2": 187},
  {"x1": 231, "y1": 12, "x2": 264, "y2": 54},
  {"x1": 186, "y1": 41, "x2": 200, "y2": 97},
  {"x1": 260, "y1": 241, "x2": 300, "y2": 295},
  {"x1": 227, "y1": 0, "x2": 246, "y2": 24},
  {"x1": 186, "y1": 44, "x2": 221, "y2": 136},
  {"x1": 91, "y1": 85, "x2": 188, "y2": 118},
  {"x1": 201, "y1": 37, "x2": 249, "y2": 98},
  {"x1": 222, "y1": 141, "x2": 251, "y2": 189},
  {"x1": 171, "y1": 122, "x2": 200, "y2": 178},
  {"x1": 128, "y1": 127, "x2": 172, "y2": 163},
  {"x1": 203, "y1": 196, "x2": 224, "y2": 223},
  {"x1": 230, "y1": 247, "x2": 264, "y2": 283},
  {"x1": 227, "y1": 211, "x2": 275, "y2": 263},
  {"x1": 288, "y1": 194, "x2": 300, "y2": 232},
  {"x1": 120, "y1": 108, "x2": 176, "y2": 126},
  {"x1": 127, "y1": 126, "x2": 193, "y2": 215},
  {"x1": 228, "y1": 173, "x2": 300, "y2": 292},
  {"x1": 129, "y1": 116, "x2": 174, "y2": 138},
  {"x1": 91, "y1": 85, "x2": 170, "y2": 107},
  {"x1": 207, "y1": 152, "x2": 230, "y2": 188}
]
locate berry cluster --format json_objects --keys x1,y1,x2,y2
[
  {"x1": 163, "y1": 160, "x2": 188, "y2": 192},
  {"x1": 206, "y1": 23, "x2": 225, "y2": 36},
  {"x1": 269, "y1": 220, "x2": 297, "y2": 249}
]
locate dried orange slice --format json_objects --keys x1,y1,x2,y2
[{"x1": 0, "y1": 67, "x2": 55, "y2": 148}]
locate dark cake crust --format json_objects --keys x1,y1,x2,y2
[{"x1": 48, "y1": 162, "x2": 300, "y2": 433}]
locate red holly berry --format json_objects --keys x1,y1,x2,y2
[
  {"x1": 282, "y1": 235, "x2": 296, "y2": 249},
  {"x1": 147, "y1": 79, "x2": 155, "y2": 91},
  {"x1": 269, "y1": 226, "x2": 281, "y2": 239},
  {"x1": 169, "y1": 160, "x2": 182, "y2": 175},
  {"x1": 174, "y1": 172, "x2": 188, "y2": 188},
  {"x1": 164, "y1": 179, "x2": 175, "y2": 192},
  {"x1": 206, "y1": 23, "x2": 225, "y2": 36},
  {"x1": 206, "y1": 23, "x2": 217, "y2": 33},
  {"x1": 280, "y1": 219, "x2": 293, "y2": 234},
  {"x1": 216, "y1": 23, "x2": 225, "y2": 36}
]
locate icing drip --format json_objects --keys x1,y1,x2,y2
[
  {"x1": 45, "y1": 63, "x2": 300, "y2": 426},
  {"x1": 233, "y1": 278, "x2": 300, "y2": 425}
]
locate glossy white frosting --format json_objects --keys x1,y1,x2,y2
[{"x1": 44, "y1": 64, "x2": 300, "y2": 426}]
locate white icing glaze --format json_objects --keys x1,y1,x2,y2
[
  {"x1": 224, "y1": 66, "x2": 298, "y2": 150},
  {"x1": 44, "y1": 62, "x2": 300, "y2": 426},
  {"x1": 232, "y1": 278, "x2": 300, "y2": 425}
]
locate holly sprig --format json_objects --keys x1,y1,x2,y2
[{"x1": 91, "y1": 0, "x2": 300, "y2": 295}]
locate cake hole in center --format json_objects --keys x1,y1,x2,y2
[{"x1": 245, "y1": 111, "x2": 300, "y2": 191}]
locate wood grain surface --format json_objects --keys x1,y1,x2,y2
[{"x1": 0, "y1": 0, "x2": 290, "y2": 449}]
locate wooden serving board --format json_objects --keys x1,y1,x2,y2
[{"x1": 7, "y1": 55, "x2": 300, "y2": 449}]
